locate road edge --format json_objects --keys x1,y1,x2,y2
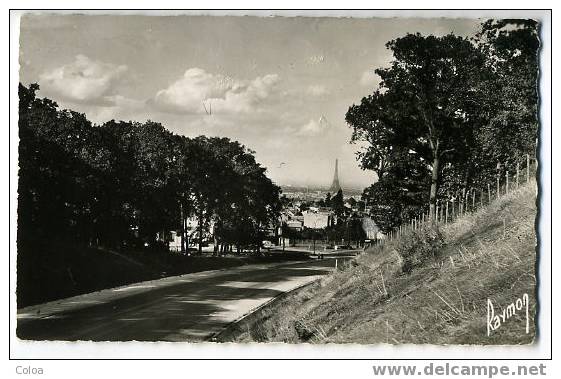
[
  {"x1": 208, "y1": 276, "x2": 322, "y2": 343},
  {"x1": 17, "y1": 259, "x2": 311, "y2": 318}
]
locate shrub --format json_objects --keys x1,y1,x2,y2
[{"x1": 396, "y1": 225, "x2": 445, "y2": 273}]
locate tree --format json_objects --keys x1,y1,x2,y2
[
  {"x1": 330, "y1": 189, "x2": 345, "y2": 219},
  {"x1": 194, "y1": 137, "x2": 281, "y2": 253},
  {"x1": 361, "y1": 148, "x2": 429, "y2": 232},
  {"x1": 347, "y1": 214, "x2": 367, "y2": 246},
  {"x1": 18, "y1": 83, "x2": 106, "y2": 247},
  {"x1": 471, "y1": 20, "x2": 539, "y2": 182},
  {"x1": 17, "y1": 83, "x2": 281, "y2": 255},
  {"x1": 347, "y1": 33, "x2": 486, "y2": 222}
]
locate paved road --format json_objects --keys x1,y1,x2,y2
[{"x1": 17, "y1": 259, "x2": 343, "y2": 342}]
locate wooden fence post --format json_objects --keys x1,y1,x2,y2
[
  {"x1": 496, "y1": 174, "x2": 500, "y2": 199},
  {"x1": 472, "y1": 188, "x2": 475, "y2": 209},
  {"x1": 445, "y1": 200, "x2": 449, "y2": 224},
  {"x1": 506, "y1": 170, "x2": 509, "y2": 195}
]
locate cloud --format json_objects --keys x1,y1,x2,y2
[
  {"x1": 359, "y1": 69, "x2": 379, "y2": 87},
  {"x1": 152, "y1": 68, "x2": 280, "y2": 115},
  {"x1": 84, "y1": 95, "x2": 148, "y2": 123},
  {"x1": 307, "y1": 84, "x2": 330, "y2": 98},
  {"x1": 296, "y1": 115, "x2": 330, "y2": 136},
  {"x1": 39, "y1": 55, "x2": 128, "y2": 104}
]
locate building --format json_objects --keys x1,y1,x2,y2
[
  {"x1": 162, "y1": 215, "x2": 215, "y2": 252},
  {"x1": 286, "y1": 219, "x2": 304, "y2": 231},
  {"x1": 303, "y1": 210, "x2": 333, "y2": 229}
]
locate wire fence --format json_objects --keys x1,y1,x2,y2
[{"x1": 385, "y1": 154, "x2": 538, "y2": 242}]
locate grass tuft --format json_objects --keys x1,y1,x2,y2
[{"x1": 217, "y1": 180, "x2": 538, "y2": 345}]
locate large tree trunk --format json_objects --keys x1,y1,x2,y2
[{"x1": 429, "y1": 154, "x2": 440, "y2": 223}]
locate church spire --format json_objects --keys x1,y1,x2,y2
[{"x1": 330, "y1": 159, "x2": 341, "y2": 193}]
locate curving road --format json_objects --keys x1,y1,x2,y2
[{"x1": 17, "y1": 258, "x2": 343, "y2": 342}]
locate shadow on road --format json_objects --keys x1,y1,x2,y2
[{"x1": 17, "y1": 260, "x2": 339, "y2": 341}]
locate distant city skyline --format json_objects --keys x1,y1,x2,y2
[{"x1": 18, "y1": 14, "x2": 481, "y2": 188}]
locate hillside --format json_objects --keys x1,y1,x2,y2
[{"x1": 217, "y1": 180, "x2": 538, "y2": 344}]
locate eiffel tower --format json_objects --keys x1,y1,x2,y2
[{"x1": 329, "y1": 159, "x2": 341, "y2": 193}]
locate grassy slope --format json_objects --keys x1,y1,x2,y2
[{"x1": 220, "y1": 180, "x2": 538, "y2": 344}]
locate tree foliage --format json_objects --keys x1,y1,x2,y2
[
  {"x1": 471, "y1": 19, "x2": 539, "y2": 183},
  {"x1": 18, "y1": 83, "x2": 281, "y2": 255},
  {"x1": 330, "y1": 189, "x2": 345, "y2": 218},
  {"x1": 346, "y1": 20, "x2": 539, "y2": 231}
]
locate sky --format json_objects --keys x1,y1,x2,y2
[{"x1": 18, "y1": 14, "x2": 482, "y2": 189}]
